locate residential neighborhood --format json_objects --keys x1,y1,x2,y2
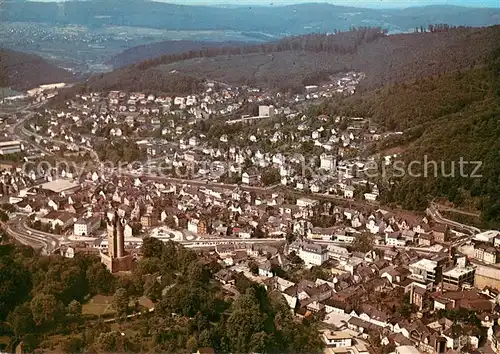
[{"x1": 1, "y1": 68, "x2": 500, "y2": 354}]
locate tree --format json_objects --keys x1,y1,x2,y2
[
  {"x1": 22, "y1": 333, "x2": 39, "y2": 353},
  {"x1": 252, "y1": 227, "x2": 265, "y2": 239},
  {"x1": 32, "y1": 220, "x2": 42, "y2": 230},
  {"x1": 86, "y1": 262, "x2": 114, "y2": 295},
  {"x1": 58, "y1": 265, "x2": 88, "y2": 304},
  {"x1": 53, "y1": 223, "x2": 62, "y2": 235},
  {"x1": 96, "y1": 332, "x2": 118, "y2": 352},
  {"x1": 198, "y1": 329, "x2": 213, "y2": 348},
  {"x1": 1, "y1": 204, "x2": 15, "y2": 213},
  {"x1": 351, "y1": 232, "x2": 374, "y2": 253},
  {"x1": 0, "y1": 210, "x2": 8, "y2": 222},
  {"x1": 113, "y1": 288, "x2": 129, "y2": 319},
  {"x1": 186, "y1": 336, "x2": 197, "y2": 352},
  {"x1": 234, "y1": 273, "x2": 253, "y2": 294},
  {"x1": 67, "y1": 300, "x2": 82, "y2": 317},
  {"x1": 288, "y1": 251, "x2": 304, "y2": 266},
  {"x1": 143, "y1": 277, "x2": 162, "y2": 303},
  {"x1": 30, "y1": 293, "x2": 64, "y2": 328},
  {"x1": 0, "y1": 256, "x2": 31, "y2": 320},
  {"x1": 61, "y1": 336, "x2": 84, "y2": 354},
  {"x1": 0, "y1": 229, "x2": 9, "y2": 244},
  {"x1": 225, "y1": 287, "x2": 268, "y2": 352},
  {"x1": 286, "y1": 231, "x2": 297, "y2": 244},
  {"x1": 261, "y1": 167, "x2": 280, "y2": 186},
  {"x1": 141, "y1": 237, "x2": 164, "y2": 259},
  {"x1": 135, "y1": 257, "x2": 161, "y2": 276},
  {"x1": 249, "y1": 261, "x2": 259, "y2": 275},
  {"x1": 7, "y1": 303, "x2": 35, "y2": 338},
  {"x1": 249, "y1": 332, "x2": 268, "y2": 353},
  {"x1": 165, "y1": 215, "x2": 178, "y2": 229}
]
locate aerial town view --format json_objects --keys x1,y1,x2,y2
[{"x1": 0, "y1": 0, "x2": 499, "y2": 353}]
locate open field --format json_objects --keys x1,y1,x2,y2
[{"x1": 82, "y1": 294, "x2": 116, "y2": 316}]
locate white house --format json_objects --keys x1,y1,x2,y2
[
  {"x1": 296, "y1": 198, "x2": 319, "y2": 208},
  {"x1": 320, "y1": 154, "x2": 336, "y2": 171},
  {"x1": 290, "y1": 242, "x2": 329, "y2": 266},
  {"x1": 322, "y1": 331, "x2": 353, "y2": 348},
  {"x1": 344, "y1": 185, "x2": 355, "y2": 199},
  {"x1": 364, "y1": 193, "x2": 378, "y2": 202},
  {"x1": 188, "y1": 136, "x2": 198, "y2": 146},
  {"x1": 124, "y1": 223, "x2": 134, "y2": 238},
  {"x1": 475, "y1": 230, "x2": 500, "y2": 243},
  {"x1": 188, "y1": 219, "x2": 200, "y2": 234},
  {"x1": 73, "y1": 216, "x2": 101, "y2": 236},
  {"x1": 242, "y1": 172, "x2": 260, "y2": 185},
  {"x1": 386, "y1": 232, "x2": 406, "y2": 247}
]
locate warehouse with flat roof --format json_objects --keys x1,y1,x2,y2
[{"x1": 40, "y1": 179, "x2": 80, "y2": 194}]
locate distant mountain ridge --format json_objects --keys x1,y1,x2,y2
[
  {"x1": 1, "y1": 1, "x2": 499, "y2": 34},
  {"x1": 0, "y1": 49, "x2": 74, "y2": 90}
]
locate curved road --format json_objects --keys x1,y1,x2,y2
[
  {"x1": 5, "y1": 215, "x2": 61, "y2": 255},
  {"x1": 426, "y1": 205, "x2": 480, "y2": 235}
]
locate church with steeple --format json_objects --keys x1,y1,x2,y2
[{"x1": 100, "y1": 210, "x2": 133, "y2": 273}]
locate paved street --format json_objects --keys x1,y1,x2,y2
[{"x1": 4, "y1": 214, "x2": 61, "y2": 255}]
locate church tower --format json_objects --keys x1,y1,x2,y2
[
  {"x1": 107, "y1": 210, "x2": 125, "y2": 259},
  {"x1": 102, "y1": 210, "x2": 132, "y2": 273}
]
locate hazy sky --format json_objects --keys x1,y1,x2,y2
[{"x1": 150, "y1": 0, "x2": 500, "y2": 7}]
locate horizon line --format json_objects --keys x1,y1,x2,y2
[{"x1": 20, "y1": 0, "x2": 500, "y2": 8}]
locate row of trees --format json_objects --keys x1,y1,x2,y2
[{"x1": 414, "y1": 24, "x2": 469, "y2": 33}]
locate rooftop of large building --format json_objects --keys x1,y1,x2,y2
[
  {"x1": 41, "y1": 179, "x2": 80, "y2": 193},
  {"x1": 410, "y1": 258, "x2": 437, "y2": 271},
  {"x1": 442, "y1": 265, "x2": 475, "y2": 279}
]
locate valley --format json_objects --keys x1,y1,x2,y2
[{"x1": 1, "y1": 3, "x2": 500, "y2": 353}]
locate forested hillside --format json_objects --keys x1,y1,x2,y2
[
  {"x1": 0, "y1": 239, "x2": 322, "y2": 353},
  {"x1": 310, "y1": 44, "x2": 500, "y2": 227},
  {"x1": 0, "y1": 49, "x2": 74, "y2": 90},
  {"x1": 107, "y1": 40, "x2": 249, "y2": 69},
  {"x1": 79, "y1": 26, "x2": 500, "y2": 93}
]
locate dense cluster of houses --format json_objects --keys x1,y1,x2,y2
[
  {"x1": 210, "y1": 237, "x2": 500, "y2": 354},
  {"x1": 23, "y1": 70, "x2": 390, "y2": 201}
]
